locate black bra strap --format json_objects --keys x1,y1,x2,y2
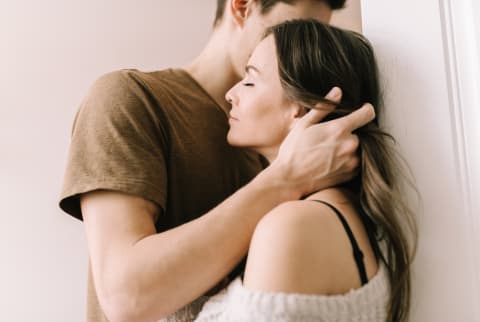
[{"x1": 310, "y1": 200, "x2": 369, "y2": 286}]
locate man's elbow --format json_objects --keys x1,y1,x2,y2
[
  {"x1": 98, "y1": 278, "x2": 172, "y2": 322},
  {"x1": 100, "y1": 288, "x2": 145, "y2": 322}
]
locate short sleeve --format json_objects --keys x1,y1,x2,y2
[{"x1": 59, "y1": 70, "x2": 168, "y2": 221}]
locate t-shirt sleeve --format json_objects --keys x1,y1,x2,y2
[{"x1": 59, "y1": 70, "x2": 168, "y2": 221}]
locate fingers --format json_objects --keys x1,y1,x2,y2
[
  {"x1": 337, "y1": 103, "x2": 376, "y2": 132},
  {"x1": 297, "y1": 87, "x2": 342, "y2": 128}
]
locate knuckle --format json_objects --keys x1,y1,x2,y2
[
  {"x1": 349, "y1": 156, "x2": 360, "y2": 171},
  {"x1": 344, "y1": 136, "x2": 359, "y2": 153}
]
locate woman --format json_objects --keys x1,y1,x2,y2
[{"x1": 174, "y1": 19, "x2": 417, "y2": 322}]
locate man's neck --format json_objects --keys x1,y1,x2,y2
[{"x1": 183, "y1": 28, "x2": 240, "y2": 112}]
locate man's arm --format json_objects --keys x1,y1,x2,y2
[
  {"x1": 82, "y1": 171, "x2": 296, "y2": 322},
  {"x1": 82, "y1": 89, "x2": 375, "y2": 322}
]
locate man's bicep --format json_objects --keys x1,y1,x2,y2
[{"x1": 80, "y1": 190, "x2": 159, "y2": 291}]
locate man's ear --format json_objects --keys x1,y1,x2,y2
[{"x1": 229, "y1": 0, "x2": 255, "y2": 27}]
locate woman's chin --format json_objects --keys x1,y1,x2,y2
[
  {"x1": 226, "y1": 134, "x2": 239, "y2": 147},
  {"x1": 226, "y1": 132, "x2": 244, "y2": 147}
]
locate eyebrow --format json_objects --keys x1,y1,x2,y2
[{"x1": 245, "y1": 65, "x2": 261, "y2": 75}]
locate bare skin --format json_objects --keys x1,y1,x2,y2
[
  {"x1": 242, "y1": 188, "x2": 379, "y2": 295},
  {"x1": 80, "y1": 1, "x2": 376, "y2": 321}
]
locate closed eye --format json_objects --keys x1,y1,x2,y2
[{"x1": 243, "y1": 83, "x2": 254, "y2": 87}]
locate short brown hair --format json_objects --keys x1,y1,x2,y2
[{"x1": 214, "y1": 0, "x2": 346, "y2": 26}]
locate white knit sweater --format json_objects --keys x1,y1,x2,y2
[{"x1": 159, "y1": 262, "x2": 389, "y2": 322}]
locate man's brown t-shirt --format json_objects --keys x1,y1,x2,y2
[{"x1": 59, "y1": 69, "x2": 264, "y2": 321}]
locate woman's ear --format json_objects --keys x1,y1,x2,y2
[
  {"x1": 287, "y1": 103, "x2": 308, "y2": 130},
  {"x1": 229, "y1": 0, "x2": 254, "y2": 27},
  {"x1": 293, "y1": 103, "x2": 308, "y2": 118}
]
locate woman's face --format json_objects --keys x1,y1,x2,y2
[{"x1": 225, "y1": 36, "x2": 300, "y2": 159}]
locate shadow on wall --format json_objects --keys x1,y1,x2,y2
[{"x1": 331, "y1": 0, "x2": 362, "y2": 32}]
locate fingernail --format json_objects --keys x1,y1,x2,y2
[
  {"x1": 367, "y1": 103, "x2": 375, "y2": 115},
  {"x1": 327, "y1": 87, "x2": 341, "y2": 99}
]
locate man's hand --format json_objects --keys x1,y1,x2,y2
[{"x1": 268, "y1": 87, "x2": 376, "y2": 197}]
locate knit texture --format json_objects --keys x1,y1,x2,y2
[
  {"x1": 159, "y1": 262, "x2": 389, "y2": 322},
  {"x1": 160, "y1": 296, "x2": 210, "y2": 322}
]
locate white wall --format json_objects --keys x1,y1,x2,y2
[{"x1": 362, "y1": 0, "x2": 480, "y2": 321}]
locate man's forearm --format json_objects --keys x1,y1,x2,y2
[{"x1": 108, "y1": 168, "x2": 300, "y2": 322}]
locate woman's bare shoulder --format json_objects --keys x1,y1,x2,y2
[{"x1": 250, "y1": 187, "x2": 378, "y2": 294}]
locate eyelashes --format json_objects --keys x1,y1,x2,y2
[{"x1": 243, "y1": 83, "x2": 254, "y2": 87}]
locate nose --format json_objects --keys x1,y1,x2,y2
[
  {"x1": 225, "y1": 88, "x2": 233, "y2": 104},
  {"x1": 225, "y1": 83, "x2": 238, "y2": 105}
]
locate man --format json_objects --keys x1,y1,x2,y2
[{"x1": 59, "y1": 0, "x2": 374, "y2": 321}]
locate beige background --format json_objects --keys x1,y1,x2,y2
[{"x1": 0, "y1": 2, "x2": 215, "y2": 321}]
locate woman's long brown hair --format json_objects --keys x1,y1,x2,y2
[{"x1": 266, "y1": 20, "x2": 418, "y2": 322}]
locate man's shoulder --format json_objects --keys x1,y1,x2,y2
[
  {"x1": 73, "y1": 69, "x2": 182, "y2": 137},
  {"x1": 81, "y1": 68, "x2": 184, "y2": 112},
  {"x1": 91, "y1": 68, "x2": 178, "y2": 93},
  {"x1": 85, "y1": 69, "x2": 146, "y2": 103},
  {"x1": 92, "y1": 68, "x2": 201, "y2": 103}
]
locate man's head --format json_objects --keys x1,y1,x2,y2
[
  {"x1": 213, "y1": 0, "x2": 346, "y2": 79},
  {"x1": 214, "y1": 0, "x2": 346, "y2": 27}
]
